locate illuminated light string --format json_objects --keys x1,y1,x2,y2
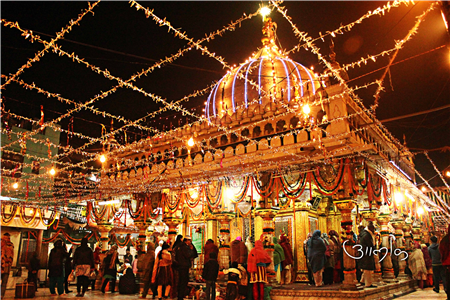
[
  {"x1": 282, "y1": 0, "x2": 412, "y2": 55},
  {"x1": 0, "y1": 1, "x2": 100, "y2": 90},
  {"x1": 0, "y1": 0, "x2": 414, "y2": 169},
  {"x1": 371, "y1": 2, "x2": 439, "y2": 111},
  {"x1": 3, "y1": 9, "x2": 260, "y2": 163},
  {"x1": 423, "y1": 152, "x2": 450, "y2": 191},
  {"x1": 0, "y1": 2, "x2": 434, "y2": 206},
  {"x1": 271, "y1": 0, "x2": 412, "y2": 163},
  {"x1": 0, "y1": 1, "x2": 386, "y2": 182}
]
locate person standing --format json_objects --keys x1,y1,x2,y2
[
  {"x1": 139, "y1": 242, "x2": 156, "y2": 299},
  {"x1": 124, "y1": 248, "x2": 133, "y2": 265},
  {"x1": 279, "y1": 234, "x2": 293, "y2": 285},
  {"x1": 61, "y1": 241, "x2": 73, "y2": 294},
  {"x1": 440, "y1": 224, "x2": 450, "y2": 300},
  {"x1": 1, "y1": 232, "x2": 14, "y2": 298},
  {"x1": 429, "y1": 236, "x2": 447, "y2": 294},
  {"x1": 72, "y1": 237, "x2": 95, "y2": 297},
  {"x1": 247, "y1": 236, "x2": 272, "y2": 300},
  {"x1": 119, "y1": 268, "x2": 137, "y2": 294},
  {"x1": 171, "y1": 235, "x2": 183, "y2": 299},
  {"x1": 204, "y1": 239, "x2": 219, "y2": 264},
  {"x1": 272, "y1": 237, "x2": 285, "y2": 285},
  {"x1": 409, "y1": 242, "x2": 428, "y2": 289},
  {"x1": 27, "y1": 251, "x2": 40, "y2": 292},
  {"x1": 91, "y1": 246, "x2": 101, "y2": 291},
  {"x1": 48, "y1": 239, "x2": 66, "y2": 296},
  {"x1": 152, "y1": 242, "x2": 173, "y2": 299},
  {"x1": 303, "y1": 233, "x2": 314, "y2": 285},
  {"x1": 359, "y1": 222, "x2": 376, "y2": 288},
  {"x1": 231, "y1": 237, "x2": 248, "y2": 266},
  {"x1": 328, "y1": 230, "x2": 343, "y2": 283},
  {"x1": 322, "y1": 233, "x2": 335, "y2": 285},
  {"x1": 176, "y1": 236, "x2": 196, "y2": 300},
  {"x1": 421, "y1": 244, "x2": 433, "y2": 287},
  {"x1": 202, "y1": 251, "x2": 219, "y2": 300},
  {"x1": 307, "y1": 230, "x2": 326, "y2": 287},
  {"x1": 101, "y1": 245, "x2": 121, "y2": 293}
]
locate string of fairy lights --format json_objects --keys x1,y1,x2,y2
[{"x1": 0, "y1": 0, "x2": 447, "y2": 224}]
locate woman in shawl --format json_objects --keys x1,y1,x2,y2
[
  {"x1": 322, "y1": 233, "x2": 335, "y2": 285},
  {"x1": 307, "y1": 230, "x2": 326, "y2": 287},
  {"x1": 272, "y1": 237, "x2": 285, "y2": 284},
  {"x1": 248, "y1": 235, "x2": 272, "y2": 300},
  {"x1": 204, "y1": 239, "x2": 219, "y2": 263},
  {"x1": 101, "y1": 245, "x2": 121, "y2": 293},
  {"x1": 152, "y1": 242, "x2": 173, "y2": 299},
  {"x1": 140, "y1": 242, "x2": 156, "y2": 299},
  {"x1": 170, "y1": 235, "x2": 183, "y2": 299},
  {"x1": 72, "y1": 237, "x2": 95, "y2": 297},
  {"x1": 304, "y1": 233, "x2": 314, "y2": 285},
  {"x1": 421, "y1": 244, "x2": 433, "y2": 287},
  {"x1": 328, "y1": 230, "x2": 342, "y2": 283},
  {"x1": 279, "y1": 234, "x2": 293, "y2": 285},
  {"x1": 408, "y1": 242, "x2": 428, "y2": 289},
  {"x1": 119, "y1": 268, "x2": 137, "y2": 294},
  {"x1": 48, "y1": 239, "x2": 66, "y2": 296}
]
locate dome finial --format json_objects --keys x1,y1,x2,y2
[{"x1": 260, "y1": 7, "x2": 277, "y2": 46}]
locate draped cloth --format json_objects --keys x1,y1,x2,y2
[
  {"x1": 307, "y1": 230, "x2": 326, "y2": 273},
  {"x1": 409, "y1": 246, "x2": 427, "y2": 280},
  {"x1": 248, "y1": 240, "x2": 271, "y2": 273}
]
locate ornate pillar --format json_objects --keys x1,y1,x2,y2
[
  {"x1": 164, "y1": 217, "x2": 183, "y2": 246},
  {"x1": 335, "y1": 199, "x2": 363, "y2": 290},
  {"x1": 97, "y1": 224, "x2": 113, "y2": 252},
  {"x1": 293, "y1": 201, "x2": 311, "y2": 282},
  {"x1": 391, "y1": 217, "x2": 408, "y2": 279},
  {"x1": 377, "y1": 213, "x2": 396, "y2": 282},
  {"x1": 317, "y1": 200, "x2": 328, "y2": 234},
  {"x1": 217, "y1": 212, "x2": 234, "y2": 269},
  {"x1": 361, "y1": 209, "x2": 384, "y2": 286},
  {"x1": 403, "y1": 219, "x2": 413, "y2": 256},
  {"x1": 412, "y1": 222, "x2": 422, "y2": 244},
  {"x1": 35, "y1": 229, "x2": 44, "y2": 257},
  {"x1": 206, "y1": 216, "x2": 218, "y2": 244},
  {"x1": 256, "y1": 208, "x2": 277, "y2": 278},
  {"x1": 135, "y1": 220, "x2": 150, "y2": 252}
]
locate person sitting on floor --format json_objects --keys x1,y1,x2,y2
[{"x1": 119, "y1": 267, "x2": 137, "y2": 294}]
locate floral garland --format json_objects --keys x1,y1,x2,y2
[
  {"x1": 165, "y1": 193, "x2": 180, "y2": 213},
  {"x1": 126, "y1": 199, "x2": 144, "y2": 219},
  {"x1": 312, "y1": 159, "x2": 345, "y2": 195},
  {"x1": 252, "y1": 173, "x2": 275, "y2": 198},
  {"x1": 1, "y1": 203, "x2": 18, "y2": 224},
  {"x1": 229, "y1": 176, "x2": 250, "y2": 204},
  {"x1": 184, "y1": 188, "x2": 202, "y2": 208},
  {"x1": 111, "y1": 234, "x2": 134, "y2": 248},
  {"x1": 19, "y1": 206, "x2": 38, "y2": 226},
  {"x1": 89, "y1": 201, "x2": 108, "y2": 221},
  {"x1": 382, "y1": 180, "x2": 392, "y2": 206},
  {"x1": 205, "y1": 181, "x2": 222, "y2": 209},
  {"x1": 39, "y1": 208, "x2": 58, "y2": 227},
  {"x1": 279, "y1": 173, "x2": 308, "y2": 199}
]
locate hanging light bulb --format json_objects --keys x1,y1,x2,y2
[
  {"x1": 187, "y1": 137, "x2": 195, "y2": 147},
  {"x1": 446, "y1": 170, "x2": 450, "y2": 177},
  {"x1": 12, "y1": 182, "x2": 19, "y2": 189},
  {"x1": 421, "y1": 186, "x2": 427, "y2": 192},
  {"x1": 417, "y1": 206, "x2": 424, "y2": 216},
  {"x1": 190, "y1": 189, "x2": 199, "y2": 200},
  {"x1": 260, "y1": 7, "x2": 271, "y2": 18},
  {"x1": 99, "y1": 154, "x2": 106, "y2": 163},
  {"x1": 302, "y1": 104, "x2": 311, "y2": 115},
  {"x1": 394, "y1": 191, "x2": 404, "y2": 204},
  {"x1": 49, "y1": 167, "x2": 56, "y2": 176}
]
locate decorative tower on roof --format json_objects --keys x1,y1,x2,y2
[{"x1": 205, "y1": 8, "x2": 320, "y2": 123}]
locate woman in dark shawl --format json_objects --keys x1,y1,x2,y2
[
  {"x1": 279, "y1": 234, "x2": 294, "y2": 285},
  {"x1": 328, "y1": 230, "x2": 343, "y2": 283},
  {"x1": 307, "y1": 230, "x2": 326, "y2": 287}
]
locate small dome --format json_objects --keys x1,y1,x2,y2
[{"x1": 206, "y1": 44, "x2": 320, "y2": 121}]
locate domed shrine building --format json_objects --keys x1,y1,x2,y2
[{"x1": 97, "y1": 14, "x2": 443, "y2": 296}]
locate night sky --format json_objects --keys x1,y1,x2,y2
[{"x1": 1, "y1": 1, "x2": 449, "y2": 188}]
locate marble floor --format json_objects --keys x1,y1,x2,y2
[{"x1": 4, "y1": 286, "x2": 449, "y2": 300}]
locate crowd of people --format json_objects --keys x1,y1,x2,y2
[{"x1": 2, "y1": 224, "x2": 450, "y2": 299}]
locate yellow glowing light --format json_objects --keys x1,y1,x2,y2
[
  {"x1": 12, "y1": 182, "x2": 19, "y2": 189},
  {"x1": 99, "y1": 154, "x2": 106, "y2": 163},
  {"x1": 394, "y1": 191, "x2": 404, "y2": 204},
  {"x1": 446, "y1": 170, "x2": 450, "y2": 177},
  {"x1": 226, "y1": 188, "x2": 234, "y2": 199},
  {"x1": 190, "y1": 189, "x2": 199, "y2": 200},
  {"x1": 187, "y1": 137, "x2": 195, "y2": 147},
  {"x1": 302, "y1": 104, "x2": 311, "y2": 115},
  {"x1": 260, "y1": 7, "x2": 271, "y2": 18},
  {"x1": 421, "y1": 186, "x2": 427, "y2": 192},
  {"x1": 49, "y1": 167, "x2": 56, "y2": 176},
  {"x1": 417, "y1": 206, "x2": 424, "y2": 216}
]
